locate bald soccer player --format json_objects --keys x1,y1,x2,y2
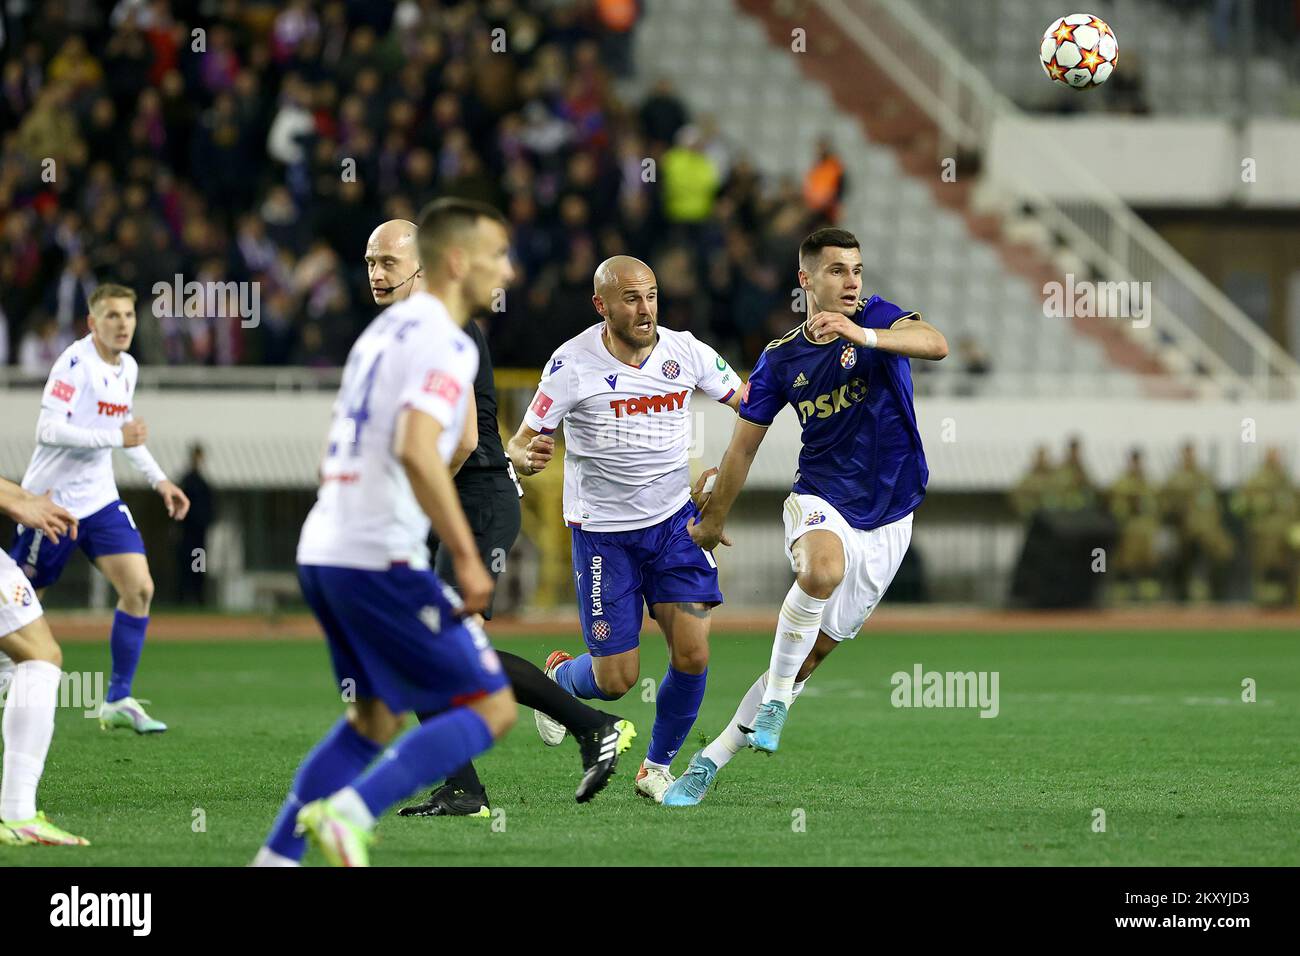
[
  {"x1": 360, "y1": 217, "x2": 636, "y2": 816},
  {"x1": 507, "y1": 256, "x2": 744, "y2": 802}
]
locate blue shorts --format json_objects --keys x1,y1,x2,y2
[
  {"x1": 571, "y1": 500, "x2": 724, "y2": 657},
  {"x1": 10, "y1": 499, "x2": 145, "y2": 588},
  {"x1": 298, "y1": 562, "x2": 508, "y2": 715}
]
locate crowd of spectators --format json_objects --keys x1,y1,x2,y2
[
  {"x1": 0, "y1": 0, "x2": 838, "y2": 374},
  {"x1": 1011, "y1": 438, "x2": 1300, "y2": 606}
]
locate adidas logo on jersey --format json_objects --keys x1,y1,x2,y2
[{"x1": 792, "y1": 372, "x2": 809, "y2": 388}]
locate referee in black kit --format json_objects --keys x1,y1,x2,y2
[{"x1": 361, "y1": 209, "x2": 636, "y2": 815}]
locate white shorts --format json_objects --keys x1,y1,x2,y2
[
  {"x1": 781, "y1": 493, "x2": 912, "y2": 642},
  {"x1": 0, "y1": 549, "x2": 43, "y2": 638}
]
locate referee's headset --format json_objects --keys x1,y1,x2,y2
[{"x1": 375, "y1": 269, "x2": 422, "y2": 296}]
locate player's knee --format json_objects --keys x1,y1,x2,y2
[
  {"x1": 671, "y1": 644, "x2": 709, "y2": 674},
  {"x1": 597, "y1": 671, "x2": 636, "y2": 698},
  {"x1": 348, "y1": 703, "x2": 404, "y2": 744},
  {"x1": 796, "y1": 563, "x2": 842, "y2": 600},
  {"x1": 135, "y1": 576, "x2": 155, "y2": 610}
]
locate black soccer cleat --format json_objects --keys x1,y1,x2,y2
[
  {"x1": 397, "y1": 784, "x2": 491, "y2": 818},
  {"x1": 575, "y1": 716, "x2": 635, "y2": 804}
]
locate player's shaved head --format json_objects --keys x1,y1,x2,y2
[
  {"x1": 593, "y1": 255, "x2": 655, "y2": 299},
  {"x1": 365, "y1": 219, "x2": 421, "y2": 305},
  {"x1": 593, "y1": 255, "x2": 658, "y2": 353}
]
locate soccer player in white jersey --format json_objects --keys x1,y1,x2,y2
[
  {"x1": 0, "y1": 477, "x2": 90, "y2": 846},
  {"x1": 9, "y1": 284, "x2": 190, "y2": 735},
  {"x1": 362, "y1": 220, "x2": 634, "y2": 817},
  {"x1": 663, "y1": 227, "x2": 948, "y2": 806},
  {"x1": 255, "y1": 199, "x2": 517, "y2": 867},
  {"x1": 507, "y1": 255, "x2": 743, "y2": 802}
]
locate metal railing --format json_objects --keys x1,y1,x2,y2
[{"x1": 818, "y1": 0, "x2": 1300, "y2": 398}]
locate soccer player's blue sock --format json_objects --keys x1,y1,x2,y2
[
  {"x1": 265, "y1": 717, "x2": 380, "y2": 860},
  {"x1": 107, "y1": 610, "x2": 148, "y2": 702},
  {"x1": 553, "y1": 653, "x2": 620, "y2": 701},
  {"x1": 647, "y1": 666, "x2": 708, "y2": 766},
  {"x1": 352, "y1": 708, "x2": 493, "y2": 818}
]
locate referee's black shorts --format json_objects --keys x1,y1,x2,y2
[{"x1": 433, "y1": 468, "x2": 522, "y2": 620}]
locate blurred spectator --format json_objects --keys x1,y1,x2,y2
[
  {"x1": 175, "y1": 442, "x2": 215, "y2": 605},
  {"x1": 1161, "y1": 442, "x2": 1234, "y2": 602},
  {"x1": 1050, "y1": 436, "x2": 1097, "y2": 511},
  {"x1": 1107, "y1": 448, "x2": 1162, "y2": 602},
  {"x1": 596, "y1": 0, "x2": 640, "y2": 78},
  {"x1": 1010, "y1": 445, "x2": 1055, "y2": 518},
  {"x1": 661, "y1": 125, "x2": 719, "y2": 225},
  {"x1": 1230, "y1": 447, "x2": 1298, "y2": 606},
  {"x1": 802, "y1": 137, "x2": 845, "y2": 223},
  {"x1": 18, "y1": 314, "x2": 71, "y2": 375},
  {"x1": 639, "y1": 77, "x2": 687, "y2": 149},
  {"x1": 954, "y1": 336, "x2": 992, "y2": 396}
]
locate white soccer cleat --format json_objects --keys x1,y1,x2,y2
[
  {"x1": 634, "y1": 762, "x2": 676, "y2": 804},
  {"x1": 99, "y1": 696, "x2": 167, "y2": 734},
  {"x1": 535, "y1": 650, "x2": 571, "y2": 746}
]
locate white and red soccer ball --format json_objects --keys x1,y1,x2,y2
[{"x1": 1040, "y1": 13, "x2": 1118, "y2": 90}]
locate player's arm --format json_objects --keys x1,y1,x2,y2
[
  {"x1": 506, "y1": 422, "x2": 554, "y2": 477},
  {"x1": 34, "y1": 407, "x2": 144, "y2": 449},
  {"x1": 119, "y1": 410, "x2": 190, "y2": 520},
  {"x1": 0, "y1": 477, "x2": 78, "y2": 544},
  {"x1": 449, "y1": 390, "x2": 479, "y2": 477},
  {"x1": 509, "y1": 352, "x2": 572, "y2": 477},
  {"x1": 394, "y1": 407, "x2": 492, "y2": 614},
  {"x1": 687, "y1": 418, "x2": 768, "y2": 550},
  {"x1": 807, "y1": 311, "x2": 949, "y2": 360}
]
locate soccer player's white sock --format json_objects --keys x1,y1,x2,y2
[
  {"x1": 1, "y1": 660, "x2": 61, "y2": 822},
  {"x1": 251, "y1": 846, "x2": 301, "y2": 867},
  {"x1": 763, "y1": 582, "x2": 826, "y2": 705},
  {"x1": 701, "y1": 672, "x2": 807, "y2": 770},
  {"x1": 327, "y1": 786, "x2": 375, "y2": 830}
]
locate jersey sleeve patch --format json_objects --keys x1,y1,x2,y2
[
  {"x1": 422, "y1": 370, "x2": 463, "y2": 404},
  {"x1": 50, "y1": 379, "x2": 77, "y2": 403},
  {"x1": 530, "y1": 389, "x2": 554, "y2": 418}
]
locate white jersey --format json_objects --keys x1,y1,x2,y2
[
  {"x1": 523, "y1": 323, "x2": 738, "y2": 532},
  {"x1": 21, "y1": 334, "x2": 142, "y2": 519},
  {"x1": 297, "y1": 292, "x2": 478, "y2": 571}
]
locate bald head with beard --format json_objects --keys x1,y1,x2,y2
[
  {"x1": 593, "y1": 255, "x2": 658, "y2": 353},
  {"x1": 365, "y1": 219, "x2": 421, "y2": 305}
]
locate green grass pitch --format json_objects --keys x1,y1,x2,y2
[{"x1": 5, "y1": 629, "x2": 1297, "y2": 866}]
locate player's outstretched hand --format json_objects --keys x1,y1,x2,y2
[
  {"x1": 687, "y1": 515, "x2": 731, "y2": 551},
  {"x1": 157, "y1": 480, "x2": 191, "y2": 520},
  {"x1": 122, "y1": 420, "x2": 148, "y2": 447},
  {"x1": 453, "y1": 553, "x2": 495, "y2": 616},
  {"x1": 12, "y1": 490, "x2": 78, "y2": 544},
  {"x1": 524, "y1": 434, "x2": 555, "y2": 474},
  {"x1": 807, "y1": 310, "x2": 862, "y2": 345}
]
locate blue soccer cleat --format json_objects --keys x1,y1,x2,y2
[
  {"x1": 662, "y1": 752, "x2": 719, "y2": 807},
  {"x1": 741, "y1": 700, "x2": 788, "y2": 754}
]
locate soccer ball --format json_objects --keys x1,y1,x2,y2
[{"x1": 1040, "y1": 13, "x2": 1118, "y2": 89}]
